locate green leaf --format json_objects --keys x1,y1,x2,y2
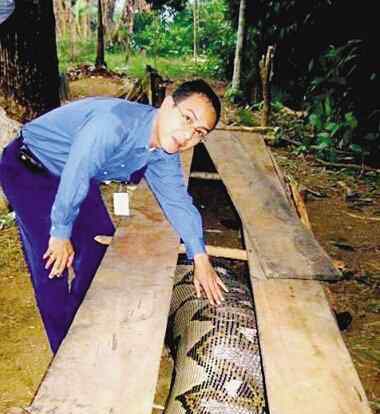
[
  {"x1": 315, "y1": 141, "x2": 330, "y2": 150},
  {"x1": 325, "y1": 122, "x2": 339, "y2": 132},
  {"x1": 324, "y1": 97, "x2": 332, "y2": 117},
  {"x1": 344, "y1": 112, "x2": 358, "y2": 129},
  {"x1": 309, "y1": 113, "x2": 322, "y2": 130},
  {"x1": 317, "y1": 132, "x2": 331, "y2": 141},
  {"x1": 349, "y1": 144, "x2": 363, "y2": 153}
]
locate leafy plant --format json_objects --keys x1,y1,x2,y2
[
  {"x1": 308, "y1": 96, "x2": 358, "y2": 160},
  {"x1": 235, "y1": 106, "x2": 259, "y2": 127}
]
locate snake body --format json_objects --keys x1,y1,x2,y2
[{"x1": 164, "y1": 266, "x2": 266, "y2": 414}]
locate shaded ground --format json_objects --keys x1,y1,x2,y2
[{"x1": 0, "y1": 76, "x2": 379, "y2": 413}]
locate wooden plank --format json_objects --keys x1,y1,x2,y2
[
  {"x1": 251, "y1": 279, "x2": 373, "y2": 414},
  {"x1": 243, "y1": 228, "x2": 267, "y2": 280},
  {"x1": 29, "y1": 150, "x2": 194, "y2": 414},
  {"x1": 205, "y1": 130, "x2": 339, "y2": 280},
  {"x1": 236, "y1": 132, "x2": 371, "y2": 413},
  {"x1": 238, "y1": 130, "x2": 291, "y2": 204}
]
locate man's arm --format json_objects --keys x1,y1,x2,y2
[{"x1": 144, "y1": 153, "x2": 227, "y2": 305}]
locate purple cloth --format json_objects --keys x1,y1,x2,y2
[{"x1": 0, "y1": 138, "x2": 115, "y2": 353}]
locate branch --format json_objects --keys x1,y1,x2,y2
[{"x1": 315, "y1": 158, "x2": 380, "y2": 174}]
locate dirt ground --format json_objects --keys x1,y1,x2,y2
[{"x1": 0, "y1": 76, "x2": 379, "y2": 413}]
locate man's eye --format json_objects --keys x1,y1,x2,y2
[{"x1": 185, "y1": 115, "x2": 192, "y2": 124}]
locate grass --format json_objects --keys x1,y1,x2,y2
[{"x1": 57, "y1": 38, "x2": 219, "y2": 80}]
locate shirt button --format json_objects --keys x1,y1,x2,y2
[
  {"x1": 121, "y1": 164, "x2": 125, "y2": 168},
  {"x1": 103, "y1": 171, "x2": 108, "y2": 175},
  {"x1": 52, "y1": 226, "x2": 56, "y2": 230}
]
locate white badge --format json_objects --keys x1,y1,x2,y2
[{"x1": 113, "y1": 192, "x2": 130, "y2": 216}]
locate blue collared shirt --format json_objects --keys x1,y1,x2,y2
[
  {"x1": 0, "y1": 0, "x2": 15, "y2": 24},
  {"x1": 22, "y1": 97, "x2": 205, "y2": 259}
]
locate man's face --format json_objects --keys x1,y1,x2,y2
[{"x1": 154, "y1": 93, "x2": 217, "y2": 154}]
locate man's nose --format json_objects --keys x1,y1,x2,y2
[{"x1": 177, "y1": 129, "x2": 194, "y2": 144}]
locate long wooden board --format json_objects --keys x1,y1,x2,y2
[
  {"x1": 29, "y1": 151, "x2": 194, "y2": 414},
  {"x1": 206, "y1": 130, "x2": 371, "y2": 414},
  {"x1": 205, "y1": 130, "x2": 339, "y2": 280},
  {"x1": 252, "y1": 279, "x2": 372, "y2": 414}
]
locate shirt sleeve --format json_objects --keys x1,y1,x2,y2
[
  {"x1": 50, "y1": 114, "x2": 122, "y2": 239},
  {"x1": 144, "y1": 152, "x2": 206, "y2": 260}
]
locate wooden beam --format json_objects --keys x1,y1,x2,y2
[
  {"x1": 206, "y1": 130, "x2": 370, "y2": 414},
  {"x1": 179, "y1": 243, "x2": 248, "y2": 261},
  {"x1": 205, "y1": 130, "x2": 339, "y2": 281},
  {"x1": 243, "y1": 228, "x2": 267, "y2": 280},
  {"x1": 29, "y1": 151, "x2": 194, "y2": 414},
  {"x1": 252, "y1": 278, "x2": 372, "y2": 414},
  {"x1": 189, "y1": 171, "x2": 220, "y2": 181},
  {"x1": 216, "y1": 125, "x2": 275, "y2": 133}
]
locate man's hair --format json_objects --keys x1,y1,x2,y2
[{"x1": 172, "y1": 79, "x2": 221, "y2": 126}]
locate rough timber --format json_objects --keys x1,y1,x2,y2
[
  {"x1": 205, "y1": 129, "x2": 372, "y2": 414},
  {"x1": 29, "y1": 151, "x2": 194, "y2": 414}
]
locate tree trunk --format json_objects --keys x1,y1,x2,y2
[
  {"x1": 95, "y1": 0, "x2": 107, "y2": 68},
  {"x1": 83, "y1": 7, "x2": 90, "y2": 40},
  {"x1": 70, "y1": 6, "x2": 77, "y2": 61},
  {"x1": 193, "y1": 0, "x2": 198, "y2": 63},
  {"x1": 112, "y1": 0, "x2": 133, "y2": 56},
  {"x1": 231, "y1": 0, "x2": 246, "y2": 92},
  {"x1": 104, "y1": 0, "x2": 117, "y2": 30},
  {"x1": 0, "y1": 0, "x2": 60, "y2": 120}
]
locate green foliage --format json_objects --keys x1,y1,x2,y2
[
  {"x1": 145, "y1": 0, "x2": 187, "y2": 12},
  {"x1": 307, "y1": 41, "x2": 362, "y2": 113},
  {"x1": 56, "y1": 0, "x2": 233, "y2": 79},
  {"x1": 131, "y1": 0, "x2": 234, "y2": 78},
  {"x1": 235, "y1": 106, "x2": 259, "y2": 127},
  {"x1": 304, "y1": 41, "x2": 377, "y2": 159},
  {"x1": 224, "y1": 86, "x2": 243, "y2": 103},
  {"x1": 57, "y1": 36, "x2": 218, "y2": 80},
  {"x1": 57, "y1": 37, "x2": 98, "y2": 72},
  {"x1": 224, "y1": 0, "x2": 379, "y2": 160},
  {"x1": 132, "y1": 9, "x2": 193, "y2": 56},
  {"x1": 307, "y1": 96, "x2": 359, "y2": 161}
]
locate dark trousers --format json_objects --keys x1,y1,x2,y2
[{"x1": 0, "y1": 138, "x2": 115, "y2": 353}]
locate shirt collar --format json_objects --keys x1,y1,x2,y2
[{"x1": 134, "y1": 106, "x2": 158, "y2": 151}]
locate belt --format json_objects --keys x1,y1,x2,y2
[{"x1": 18, "y1": 141, "x2": 47, "y2": 173}]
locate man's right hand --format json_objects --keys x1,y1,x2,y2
[{"x1": 43, "y1": 237, "x2": 74, "y2": 279}]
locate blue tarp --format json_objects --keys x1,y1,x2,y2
[{"x1": 0, "y1": 0, "x2": 15, "y2": 24}]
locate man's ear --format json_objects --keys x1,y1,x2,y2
[{"x1": 161, "y1": 95, "x2": 175, "y2": 109}]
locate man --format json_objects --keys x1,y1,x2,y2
[{"x1": 0, "y1": 79, "x2": 228, "y2": 354}]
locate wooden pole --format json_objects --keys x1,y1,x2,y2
[
  {"x1": 193, "y1": 0, "x2": 198, "y2": 64},
  {"x1": 259, "y1": 46, "x2": 275, "y2": 127}
]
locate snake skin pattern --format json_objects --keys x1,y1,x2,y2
[{"x1": 164, "y1": 266, "x2": 266, "y2": 414}]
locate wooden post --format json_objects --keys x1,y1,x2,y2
[{"x1": 259, "y1": 46, "x2": 275, "y2": 127}]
